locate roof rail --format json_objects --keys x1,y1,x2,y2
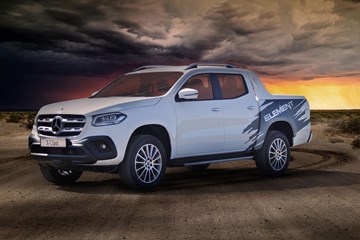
[
  {"x1": 131, "y1": 65, "x2": 175, "y2": 72},
  {"x1": 185, "y1": 62, "x2": 236, "y2": 70}
]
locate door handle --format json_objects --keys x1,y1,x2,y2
[
  {"x1": 247, "y1": 106, "x2": 257, "y2": 110},
  {"x1": 211, "y1": 107, "x2": 222, "y2": 112}
]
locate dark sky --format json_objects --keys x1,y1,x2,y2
[{"x1": 1, "y1": 0, "x2": 360, "y2": 110}]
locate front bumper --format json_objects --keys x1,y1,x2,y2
[{"x1": 29, "y1": 135, "x2": 117, "y2": 168}]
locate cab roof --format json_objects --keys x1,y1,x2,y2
[{"x1": 128, "y1": 62, "x2": 250, "y2": 74}]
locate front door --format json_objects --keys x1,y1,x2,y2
[{"x1": 174, "y1": 74, "x2": 224, "y2": 156}]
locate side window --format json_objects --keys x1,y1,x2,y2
[
  {"x1": 217, "y1": 74, "x2": 247, "y2": 99},
  {"x1": 180, "y1": 74, "x2": 214, "y2": 100}
]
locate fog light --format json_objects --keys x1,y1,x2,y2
[{"x1": 99, "y1": 143, "x2": 107, "y2": 150}]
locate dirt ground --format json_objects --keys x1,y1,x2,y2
[{"x1": 0, "y1": 119, "x2": 360, "y2": 240}]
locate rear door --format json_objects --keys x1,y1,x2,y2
[
  {"x1": 173, "y1": 74, "x2": 224, "y2": 156},
  {"x1": 215, "y1": 73, "x2": 259, "y2": 152}
]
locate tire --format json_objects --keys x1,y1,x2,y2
[
  {"x1": 39, "y1": 165, "x2": 82, "y2": 185},
  {"x1": 188, "y1": 164, "x2": 210, "y2": 171},
  {"x1": 119, "y1": 135, "x2": 167, "y2": 190},
  {"x1": 255, "y1": 130, "x2": 290, "y2": 177}
]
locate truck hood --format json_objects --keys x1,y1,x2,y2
[{"x1": 38, "y1": 97, "x2": 162, "y2": 115}]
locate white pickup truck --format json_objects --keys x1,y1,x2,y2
[{"x1": 29, "y1": 63, "x2": 312, "y2": 190}]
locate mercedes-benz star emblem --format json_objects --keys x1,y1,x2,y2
[{"x1": 51, "y1": 116, "x2": 63, "y2": 135}]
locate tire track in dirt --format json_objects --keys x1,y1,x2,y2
[
  {"x1": 157, "y1": 148, "x2": 354, "y2": 191},
  {"x1": 291, "y1": 148, "x2": 352, "y2": 170},
  {"x1": 0, "y1": 148, "x2": 359, "y2": 240}
]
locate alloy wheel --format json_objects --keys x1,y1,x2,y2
[{"x1": 135, "y1": 144, "x2": 162, "y2": 183}]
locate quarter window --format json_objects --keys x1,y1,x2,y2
[{"x1": 217, "y1": 74, "x2": 247, "y2": 99}]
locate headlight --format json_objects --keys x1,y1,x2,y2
[{"x1": 92, "y1": 112, "x2": 127, "y2": 127}]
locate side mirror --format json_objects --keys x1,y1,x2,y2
[
  {"x1": 178, "y1": 88, "x2": 198, "y2": 100},
  {"x1": 91, "y1": 91, "x2": 99, "y2": 97}
]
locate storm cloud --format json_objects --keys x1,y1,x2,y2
[{"x1": 1, "y1": 0, "x2": 360, "y2": 109}]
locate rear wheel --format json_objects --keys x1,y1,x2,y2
[
  {"x1": 188, "y1": 164, "x2": 210, "y2": 171},
  {"x1": 119, "y1": 135, "x2": 167, "y2": 190},
  {"x1": 39, "y1": 165, "x2": 82, "y2": 185},
  {"x1": 255, "y1": 131, "x2": 290, "y2": 177}
]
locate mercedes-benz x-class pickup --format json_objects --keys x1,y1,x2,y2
[{"x1": 29, "y1": 63, "x2": 312, "y2": 190}]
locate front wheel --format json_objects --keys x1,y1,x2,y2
[
  {"x1": 119, "y1": 135, "x2": 167, "y2": 190},
  {"x1": 255, "y1": 131, "x2": 290, "y2": 177},
  {"x1": 39, "y1": 165, "x2": 82, "y2": 185}
]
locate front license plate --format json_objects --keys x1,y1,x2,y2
[{"x1": 40, "y1": 138, "x2": 66, "y2": 148}]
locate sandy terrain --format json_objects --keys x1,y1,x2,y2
[{"x1": 0, "y1": 119, "x2": 359, "y2": 240}]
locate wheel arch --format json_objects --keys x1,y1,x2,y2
[
  {"x1": 129, "y1": 124, "x2": 172, "y2": 159},
  {"x1": 267, "y1": 121, "x2": 294, "y2": 146}
]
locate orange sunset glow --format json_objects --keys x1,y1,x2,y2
[
  {"x1": 263, "y1": 78, "x2": 360, "y2": 110},
  {"x1": 1, "y1": 0, "x2": 360, "y2": 110}
]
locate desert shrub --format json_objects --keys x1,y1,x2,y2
[
  {"x1": 0, "y1": 112, "x2": 6, "y2": 120},
  {"x1": 2, "y1": 112, "x2": 37, "y2": 129},
  {"x1": 352, "y1": 136, "x2": 360, "y2": 149},
  {"x1": 328, "y1": 120, "x2": 343, "y2": 130},
  {"x1": 329, "y1": 137, "x2": 344, "y2": 143},
  {"x1": 26, "y1": 112, "x2": 37, "y2": 129},
  {"x1": 311, "y1": 110, "x2": 360, "y2": 123},
  {"x1": 339, "y1": 117, "x2": 360, "y2": 134},
  {"x1": 7, "y1": 113, "x2": 22, "y2": 123}
]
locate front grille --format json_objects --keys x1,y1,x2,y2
[{"x1": 37, "y1": 114, "x2": 86, "y2": 137}]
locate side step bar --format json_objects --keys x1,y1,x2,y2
[{"x1": 171, "y1": 155, "x2": 254, "y2": 167}]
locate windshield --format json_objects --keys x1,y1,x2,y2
[{"x1": 94, "y1": 72, "x2": 183, "y2": 97}]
